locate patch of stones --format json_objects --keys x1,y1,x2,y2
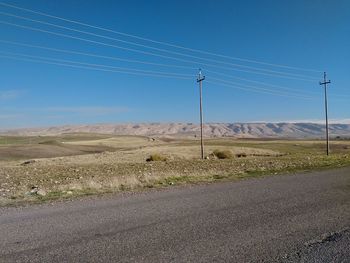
[
  {"x1": 21, "y1": 160, "x2": 36, "y2": 166},
  {"x1": 25, "y1": 186, "x2": 47, "y2": 197}
]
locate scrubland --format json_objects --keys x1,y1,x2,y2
[{"x1": 1, "y1": 134, "x2": 349, "y2": 206}]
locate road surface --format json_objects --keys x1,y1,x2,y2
[{"x1": 1, "y1": 168, "x2": 349, "y2": 262}]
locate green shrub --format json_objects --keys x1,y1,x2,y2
[
  {"x1": 146, "y1": 153, "x2": 167, "y2": 162},
  {"x1": 213, "y1": 149, "x2": 234, "y2": 159}
]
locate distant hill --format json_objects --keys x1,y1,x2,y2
[{"x1": 2, "y1": 123, "x2": 350, "y2": 138}]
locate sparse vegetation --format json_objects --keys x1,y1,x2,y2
[
  {"x1": 1, "y1": 134, "x2": 350, "y2": 207},
  {"x1": 213, "y1": 149, "x2": 234, "y2": 159},
  {"x1": 146, "y1": 153, "x2": 167, "y2": 162}
]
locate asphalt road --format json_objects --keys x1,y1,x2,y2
[{"x1": 1, "y1": 168, "x2": 349, "y2": 262}]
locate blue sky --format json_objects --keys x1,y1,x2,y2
[{"x1": 0, "y1": 0, "x2": 349, "y2": 128}]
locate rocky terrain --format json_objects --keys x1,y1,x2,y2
[
  {"x1": 2, "y1": 122, "x2": 350, "y2": 138},
  {"x1": 1, "y1": 134, "x2": 350, "y2": 206}
]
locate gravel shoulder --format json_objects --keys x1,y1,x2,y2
[{"x1": 0, "y1": 167, "x2": 349, "y2": 262}]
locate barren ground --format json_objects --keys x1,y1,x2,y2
[{"x1": 1, "y1": 134, "x2": 350, "y2": 206}]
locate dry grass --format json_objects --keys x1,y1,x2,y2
[
  {"x1": 146, "y1": 153, "x2": 167, "y2": 162},
  {"x1": 64, "y1": 135, "x2": 157, "y2": 149},
  {"x1": 1, "y1": 134, "x2": 350, "y2": 206},
  {"x1": 212, "y1": 149, "x2": 234, "y2": 159},
  {"x1": 0, "y1": 144, "x2": 116, "y2": 161}
]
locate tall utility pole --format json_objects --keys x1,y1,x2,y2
[
  {"x1": 319, "y1": 72, "x2": 331, "y2": 156},
  {"x1": 197, "y1": 69, "x2": 205, "y2": 159}
]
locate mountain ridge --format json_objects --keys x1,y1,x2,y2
[{"x1": 1, "y1": 122, "x2": 350, "y2": 138}]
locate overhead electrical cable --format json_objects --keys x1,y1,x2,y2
[
  {"x1": 0, "y1": 52, "x2": 313, "y2": 99},
  {"x1": 3, "y1": 53, "x2": 346, "y2": 101},
  {"x1": 1, "y1": 39, "x2": 337, "y2": 98},
  {"x1": 205, "y1": 80, "x2": 313, "y2": 100},
  {"x1": 4, "y1": 39, "x2": 343, "y2": 98},
  {"x1": 0, "y1": 1, "x2": 322, "y2": 73},
  {"x1": 1, "y1": 43, "x2": 336, "y2": 98},
  {"x1": 0, "y1": 54, "x2": 193, "y2": 79},
  {"x1": 0, "y1": 10, "x2": 319, "y2": 80},
  {"x1": 207, "y1": 77, "x2": 314, "y2": 99},
  {"x1": 205, "y1": 69, "x2": 319, "y2": 95},
  {"x1": 0, "y1": 39, "x2": 196, "y2": 70},
  {"x1": 5, "y1": 51, "x2": 347, "y2": 100},
  {"x1": 0, "y1": 46, "x2": 322, "y2": 98},
  {"x1": 206, "y1": 69, "x2": 350, "y2": 99},
  {"x1": 0, "y1": 20, "x2": 318, "y2": 82},
  {"x1": 0, "y1": 51, "x2": 194, "y2": 77}
]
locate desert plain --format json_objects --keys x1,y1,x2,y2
[{"x1": 1, "y1": 133, "x2": 350, "y2": 206}]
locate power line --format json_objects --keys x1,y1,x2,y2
[
  {"x1": 208, "y1": 77, "x2": 314, "y2": 98},
  {"x1": 0, "y1": 51, "x2": 195, "y2": 77},
  {"x1": 205, "y1": 80, "x2": 314, "y2": 99},
  {"x1": 206, "y1": 73, "x2": 349, "y2": 99},
  {"x1": 1, "y1": 51, "x2": 194, "y2": 76},
  {"x1": 0, "y1": 20, "x2": 203, "y2": 66},
  {"x1": 0, "y1": 52, "x2": 317, "y2": 99},
  {"x1": 0, "y1": 39, "x2": 196, "y2": 70},
  {"x1": 205, "y1": 69, "x2": 319, "y2": 95},
  {"x1": 0, "y1": 49, "x2": 319, "y2": 98},
  {"x1": 0, "y1": 52, "x2": 348, "y2": 100},
  {"x1": 0, "y1": 54, "x2": 193, "y2": 79},
  {"x1": 0, "y1": 21, "x2": 316, "y2": 81},
  {"x1": 5, "y1": 39, "x2": 346, "y2": 99},
  {"x1": 2, "y1": 42, "x2": 346, "y2": 100},
  {"x1": 0, "y1": 1, "x2": 322, "y2": 73},
  {"x1": 4, "y1": 39, "x2": 344, "y2": 99},
  {"x1": 3, "y1": 40, "x2": 342, "y2": 100},
  {"x1": 2, "y1": 52, "x2": 345, "y2": 102},
  {"x1": 0, "y1": 10, "x2": 320, "y2": 80},
  {"x1": 0, "y1": 20, "x2": 318, "y2": 82}
]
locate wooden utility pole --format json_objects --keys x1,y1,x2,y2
[
  {"x1": 197, "y1": 69, "x2": 205, "y2": 159},
  {"x1": 319, "y1": 72, "x2": 331, "y2": 155}
]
